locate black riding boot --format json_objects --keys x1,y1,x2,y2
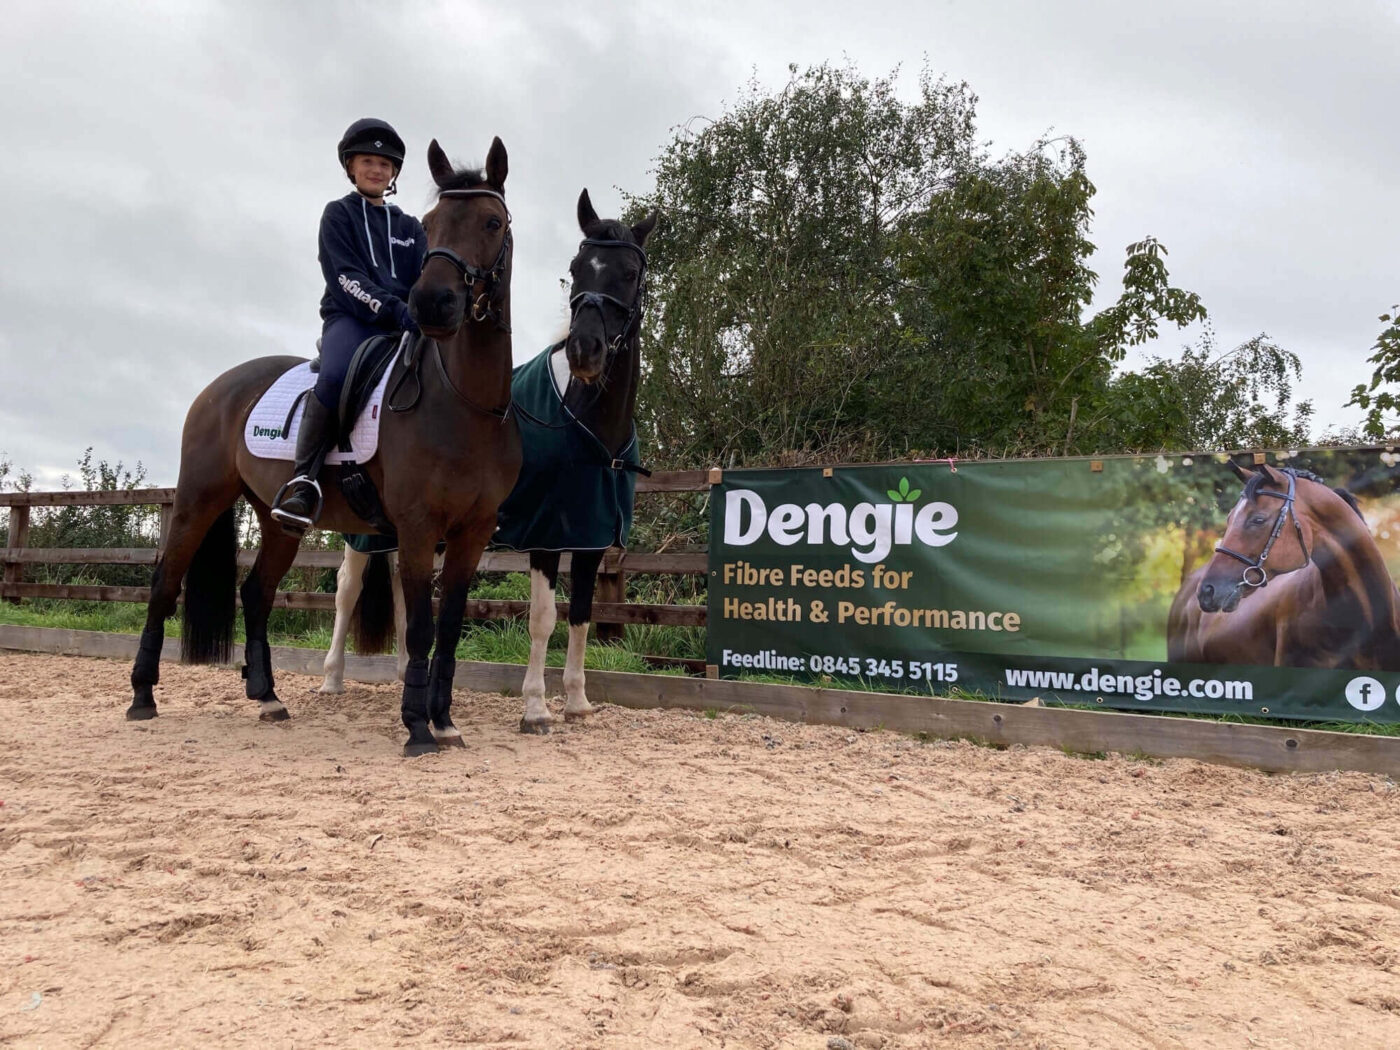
[{"x1": 270, "y1": 394, "x2": 336, "y2": 536}]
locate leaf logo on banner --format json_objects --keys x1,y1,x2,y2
[{"x1": 887, "y1": 477, "x2": 921, "y2": 502}]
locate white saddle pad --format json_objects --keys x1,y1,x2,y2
[{"x1": 243, "y1": 361, "x2": 393, "y2": 464}]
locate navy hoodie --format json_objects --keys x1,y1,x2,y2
[{"x1": 318, "y1": 192, "x2": 428, "y2": 331}]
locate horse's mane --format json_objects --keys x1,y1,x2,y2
[
  {"x1": 1244, "y1": 467, "x2": 1364, "y2": 522},
  {"x1": 435, "y1": 167, "x2": 489, "y2": 195}
]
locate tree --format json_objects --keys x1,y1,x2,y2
[
  {"x1": 27, "y1": 448, "x2": 155, "y2": 587},
  {"x1": 1346, "y1": 305, "x2": 1400, "y2": 438},
  {"x1": 0, "y1": 451, "x2": 32, "y2": 496},
  {"x1": 625, "y1": 61, "x2": 1228, "y2": 468},
  {"x1": 1087, "y1": 328, "x2": 1312, "y2": 453}
]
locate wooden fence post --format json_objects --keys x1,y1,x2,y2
[
  {"x1": 4, "y1": 506, "x2": 31, "y2": 605},
  {"x1": 594, "y1": 549, "x2": 626, "y2": 644},
  {"x1": 158, "y1": 502, "x2": 174, "y2": 554}
]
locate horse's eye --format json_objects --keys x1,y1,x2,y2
[
  {"x1": 1248, "y1": 516, "x2": 1268, "y2": 527},
  {"x1": 624, "y1": 269, "x2": 638, "y2": 282},
  {"x1": 487, "y1": 216, "x2": 502, "y2": 232}
]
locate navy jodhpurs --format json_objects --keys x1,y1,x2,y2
[{"x1": 315, "y1": 314, "x2": 382, "y2": 411}]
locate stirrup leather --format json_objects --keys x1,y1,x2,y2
[{"x1": 270, "y1": 475, "x2": 324, "y2": 531}]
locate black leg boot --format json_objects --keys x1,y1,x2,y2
[
  {"x1": 429, "y1": 654, "x2": 463, "y2": 745},
  {"x1": 270, "y1": 394, "x2": 336, "y2": 537},
  {"x1": 402, "y1": 658, "x2": 438, "y2": 757},
  {"x1": 127, "y1": 625, "x2": 165, "y2": 720}
]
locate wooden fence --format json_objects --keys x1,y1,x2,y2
[
  {"x1": 0, "y1": 472, "x2": 713, "y2": 668},
  {"x1": 7, "y1": 479, "x2": 1400, "y2": 775}
]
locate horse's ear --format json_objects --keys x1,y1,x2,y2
[
  {"x1": 631, "y1": 208, "x2": 660, "y2": 246},
  {"x1": 577, "y1": 188, "x2": 600, "y2": 233},
  {"x1": 1226, "y1": 458, "x2": 1253, "y2": 483},
  {"x1": 485, "y1": 136, "x2": 508, "y2": 190},
  {"x1": 427, "y1": 139, "x2": 454, "y2": 189},
  {"x1": 1258, "y1": 463, "x2": 1284, "y2": 486}
]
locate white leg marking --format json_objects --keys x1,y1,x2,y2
[
  {"x1": 320, "y1": 546, "x2": 368, "y2": 693},
  {"x1": 562, "y1": 621, "x2": 594, "y2": 720},
  {"x1": 390, "y1": 552, "x2": 408, "y2": 682},
  {"x1": 520, "y1": 568, "x2": 556, "y2": 727}
]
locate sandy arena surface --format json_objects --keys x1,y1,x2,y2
[{"x1": 0, "y1": 651, "x2": 1398, "y2": 1049}]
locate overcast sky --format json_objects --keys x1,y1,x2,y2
[{"x1": 2, "y1": 0, "x2": 1396, "y2": 488}]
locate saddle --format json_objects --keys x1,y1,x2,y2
[
  {"x1": 245, "y1": 333, "x2": 415, "y2": 535},
  {"x1": 299, "y1": 333, "x2": 403, "y2": 451}
]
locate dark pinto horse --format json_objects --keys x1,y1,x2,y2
[
  {"x1": 1168, "y1": 461, "x2": 1400, "y2": 669},
  {"x1": 126, "y1": 137, "x2": 521, "y2": 756},
  {"x1": 505, "y1": 191, "x2": 658, "y2": 732}
]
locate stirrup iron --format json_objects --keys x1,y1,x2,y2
[{"x1": 270, "y1": 475, "x2": 324, "y2": 533}]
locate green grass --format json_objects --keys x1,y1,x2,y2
[
  {"x1": 468, "y1": 572, "x2": 532, "y2": 602},
  {"x1": 0, "y1": 598, "x2": 691, "y2": 675},
  {"x1": 0, "y1": 600, "x2": 151, "y2": 634}
]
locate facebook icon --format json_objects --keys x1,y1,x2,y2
[{"x1": 1345, "y1": 677, "x2": 1387, "y2": 712}]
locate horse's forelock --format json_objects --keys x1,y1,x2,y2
[
  {"x1": 435, "y1": 166, "x2": 489, "y2": 195},
  {"x1": 582, "y1": 219, "x2": 634, "y2": 244},
  {"x1": 1241, "y1": 470, "x2": 1269, "y2": 503},
  {"x1": 1238, "y1": 466, "x2": 1364, "y2": 523}
]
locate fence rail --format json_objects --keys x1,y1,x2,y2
[{"x1": 0, "y1": 472, "x2": 712, "y2": 644}]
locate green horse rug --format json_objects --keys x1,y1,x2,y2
[{"x1": 494, "y1": 343, "x2": 642, "y2": 553}]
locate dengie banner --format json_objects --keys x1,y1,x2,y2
[{"x1": 705, "y1": 448, "x2": 1400, "y2": 724}]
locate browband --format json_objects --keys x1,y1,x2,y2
[
  {"x1": 437, "y1": 187, "x2": 511, "y2": 222},
  {"x1": 579, "y1": 237, "x2": 646, "y2": 263}
]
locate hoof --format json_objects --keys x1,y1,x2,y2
[
  {"x1": 519, "y1": 718, "x2": 552, "y2": 735},
  {"x1": 563, "y1": 708, "x2": 595, "y2": 723},
  {"x1": 126, "y1": 703, "x2": 158, "y2": 721},
  {"x1": 404, "y1": 739, "x2": 440, "y2": 757},
  {"x1": 318, "y1": 681, "x2": 345, "y2": 695},
  {"x1": 431, "y1": 727, "x2": 466, "y2": 748},
  {"x1": 259, "y1": 709, "x2": 291, "y2": 723}
]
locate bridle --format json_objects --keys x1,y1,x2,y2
[
  {"x1": 390, "y1": 187, "x2": 512, "y2": 418},
  {"x1": 568, "y1": 238, "x2": 648, "y2": 357},
  {"x1": 509, "y1": 236, "x2": 649, "y2": 431},
  {"x1": 1214, "y1": 469, "x2": 1310, "y2": 588},
  {"x1": 423, "y1": 188, "x2": 512, "y2": 330}
]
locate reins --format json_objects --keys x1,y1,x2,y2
[{"x1": 386, "y1": 334, "x2": 511, "y2": 420}]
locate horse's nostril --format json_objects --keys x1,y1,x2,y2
[{"x1": 433, "y1": 289, "x2": 455, "y2": 313}]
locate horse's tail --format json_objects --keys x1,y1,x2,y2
[
  {"x1": 351, "y1": 551, "x2": 396, "y2": 655},
  {"x1": 181, "y1": 506, "x2": 237, "y2": 665}
]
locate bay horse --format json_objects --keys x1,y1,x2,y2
[
  {"x1": 126, "y1": 137, "x2": 521, "y2": 756},
  {"x1": 321, "y1": 190, "x2": 658, "y2": 733},
  {"x1": 1167, "y1": 461, "x2": 1400, "y2": 669}
]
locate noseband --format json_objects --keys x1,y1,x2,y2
[
  {"x1": 568, "y1": 238, "x2": 648, "y2": 355},
  {"x1": 1214, "y1": 470, "x2": 1310, "y2": 588},
  {"x1": 423, "y1": 188, "x2": 512, "y2": 329}
]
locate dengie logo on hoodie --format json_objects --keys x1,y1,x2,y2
[{"x1": 338, "y1": 274, "x2": 382, "y2": 314}]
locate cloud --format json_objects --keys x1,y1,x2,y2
[{"x1": 2, "y1": 0, "x2": 1394, "y2": 486}]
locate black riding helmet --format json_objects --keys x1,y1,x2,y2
[{"x1": 337, "y1": 118, "x2": 406, "y2": 193}]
